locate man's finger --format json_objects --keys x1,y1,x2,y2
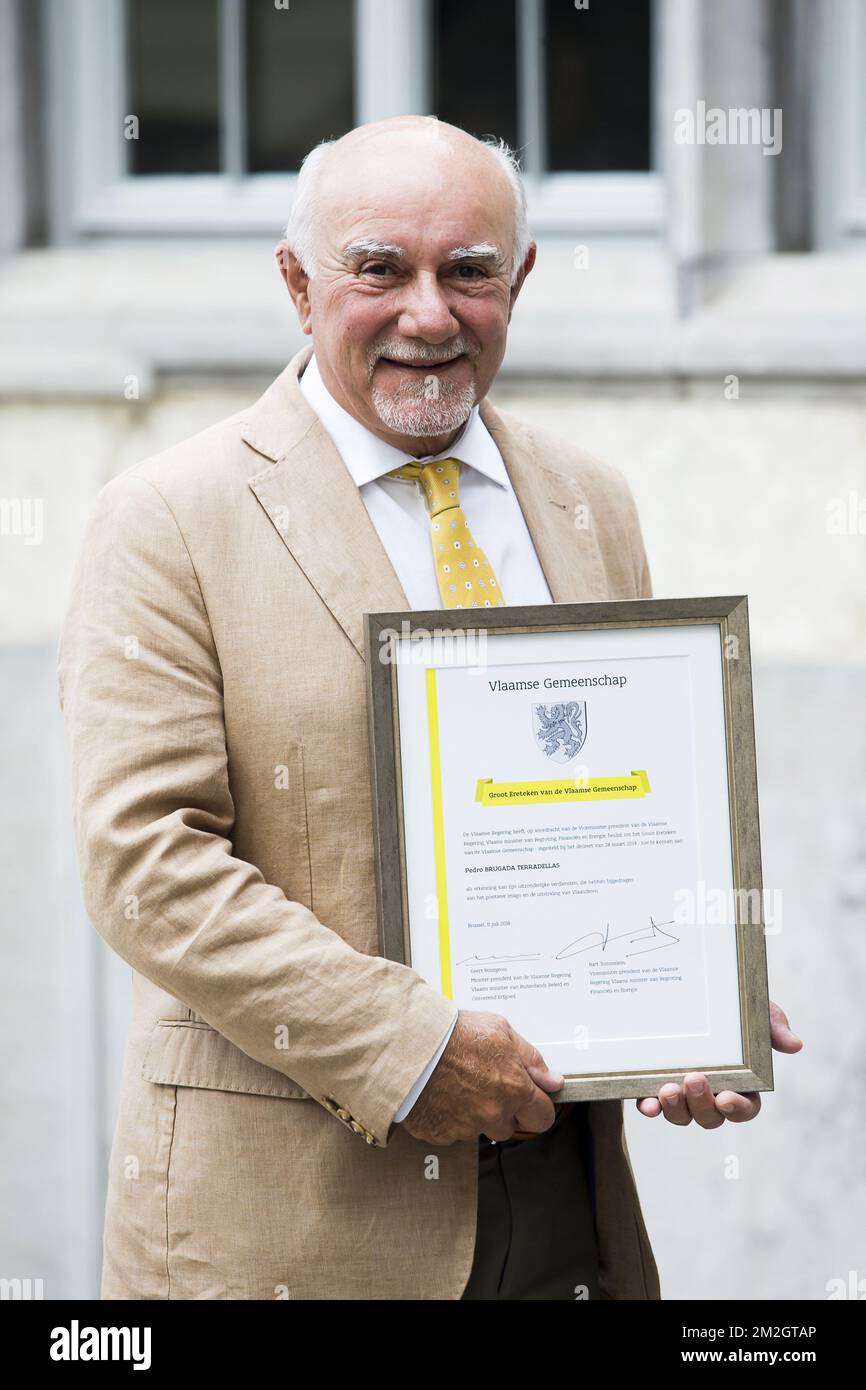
[
  {"x1": 716, "y1": 1090, "x2": 761, "y2": 1121},
  {"x1": 637, "y1": 1096, "x2": 662, "y2": 1117},
  {"x1": 512, "y1": 1087, "x2": 557, "y2": 1136},
  {"x1": 483, "y1": 1115, "x2": 523, "y2": 1143},
  {"x1": 511, "y1": 1059, "x2": 559, "y2": 1134},
  {"x1": 769, "y1": 1000, "x2": 803, "y2": 1053},
  {"x1": 682, "y1": 1073, "x2": 725, "y2": 1129},
  {"x1": 658, "y1": 1082, "x2": 692, "y2": 1125}
]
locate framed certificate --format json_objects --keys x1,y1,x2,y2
[{"x1": 364, "y1": 597, "x2": 774, "y2": 1103}]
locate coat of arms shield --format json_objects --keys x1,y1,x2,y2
[{"x1": 532, "y1": 700, "x2": 588, "y2": 763}]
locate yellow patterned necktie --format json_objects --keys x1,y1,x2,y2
[{"x1": 386, "y1": 457, "x2": 506, "y2": 608}]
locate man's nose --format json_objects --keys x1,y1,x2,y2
[{"x1": 395, "y1": 272, "x2": 459, "y2": 342}]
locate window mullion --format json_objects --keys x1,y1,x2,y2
[
  {"x1": 517, "y1": 0, "x2": 546, "y2": 179},
  {"x1": 355, "y1": 0, "x2": 430, "y2": 124},
  {"x1": 219, "y1": 0, "x2": 247, "y2": 179}
]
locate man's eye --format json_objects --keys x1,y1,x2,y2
[
  {"x1": 454, "y1": 264, "x2": 486, "y2": 279},
  {"x1": 360, "y1": 262, "x2": 394, "y2": 276}
]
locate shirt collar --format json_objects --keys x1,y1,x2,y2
[{"x1": 298, "y1": 352, "x2": 509, "y2": 490}]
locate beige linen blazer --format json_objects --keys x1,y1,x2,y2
[{"x1": 58, "y1": 344, "x2": 660, "y2": 1300}]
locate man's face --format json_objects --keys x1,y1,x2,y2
[{"x1": 278, "y1": 133, "x2": 534, "y2": 455}]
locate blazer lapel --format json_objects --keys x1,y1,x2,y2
[
  {"x1": 243, "y1": 348, "x2": 610, "y2": 663},
  {"x1": 479, "y1": 398, "x2": 609, "y2": 604},
  {"x1": 244, "y1": 348, "x2": 410, "y2": 659}
]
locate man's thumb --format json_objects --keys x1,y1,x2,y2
[
  {"x1": 512, "y1": 1029, "x2": 564, "y2": 1090},
  {"x1": 526, "y1": 1061, "x2": 565, "y2": 1092}
]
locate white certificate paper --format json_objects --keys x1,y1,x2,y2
[{"x1": 395, "y1": 624, "x2": 744, "y2": 1079}]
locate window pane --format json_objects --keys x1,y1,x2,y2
[
  {"x1": 432, "y1": 0, "x2": 518, "y2": 151},
  {"x1": 545, "y1": 0, "x2": 651, "y2": 171},
  {"x1": 246, "y1": 0, "x2": 355, "y2": 173},
  {"x1": 127, "y1": 0, "x2": 220, "y2": 174}
]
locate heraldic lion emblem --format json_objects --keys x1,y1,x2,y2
[{"x1": 532, "y1": 700, "x2": 588, "y2": 764}]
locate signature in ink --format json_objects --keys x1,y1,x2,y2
[
  {"x1": 454, "y1": 915, "x2": 680, "y2": 969},
  {"x1": 454, "y1": 952, "x2": 543, "y2": 967},
  {"x1": 555, "y1": 916, "x2": 679, "y2": 960}
]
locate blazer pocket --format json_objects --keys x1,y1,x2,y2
[
  {"x1": 540, "y1": 465, "x2": 580, "y2": 510},
  {"x1": 141, "y1": 1019, "x2": 311, "y2": 1100}
]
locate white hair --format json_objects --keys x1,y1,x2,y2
[{"x1": 284, "y1": 129, "x2": 531, "y2": 284}]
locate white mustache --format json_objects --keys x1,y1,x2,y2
[{"x1": 370, "y1": 342, "x2": 473, "y2": 368}]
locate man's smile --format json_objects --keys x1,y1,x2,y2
[{"x1": 376, "y1": 353, "x2": 468, "y2": 374}]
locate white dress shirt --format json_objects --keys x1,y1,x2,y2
[
  {"x1": 299, "y1": 353, "x2": 553, "y2": 1121},
  {"x1": 299, "y1": 354, "x2": 554, "y2": 610}
]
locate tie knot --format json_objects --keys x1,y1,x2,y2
[{"x1": 388, "y1": 457, "x2": 462, "y2": 518}]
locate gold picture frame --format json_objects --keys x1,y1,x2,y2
[{"x1": 364, "y1": 596, "x2": 773, "y2": 1103}]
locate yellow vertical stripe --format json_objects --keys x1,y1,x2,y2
[{"x1": 426, "y1": 668, "x2": 452, "y2": 999}]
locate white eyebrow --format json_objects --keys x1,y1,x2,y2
[
  {"x1": 340, "y1": 239, "x2": 504, "y2": 266},
  {"x1": 447, "y1": 244, "x2": 502, "y2": 263},
  {"x1": 341, "y1": 239, "x2": 405, "y2": 260}
]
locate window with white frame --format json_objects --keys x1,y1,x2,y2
[{"x1": 49, "y1": 0, "x2": 661, "y2": 239}]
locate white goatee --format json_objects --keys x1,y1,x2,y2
[{"x1": 370, "y1": 377, "x2": 477, "y2": 437}]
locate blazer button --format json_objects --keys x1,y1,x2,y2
[{"x1": 336, "y1": 1107, "x2": 352, "y2": 1122}]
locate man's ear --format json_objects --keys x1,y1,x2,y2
[
  {"x1": 275, "y1": 240, "x2": 313, "y2": 335},
  {"x1": 508, "y1": 242, "x2": 537, "y2": 321}
]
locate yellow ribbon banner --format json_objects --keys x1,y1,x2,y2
[{"x1": 474, "y1": 770, "x2": 652, "y2": 806}]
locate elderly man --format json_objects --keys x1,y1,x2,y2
[{"x1": 59, "y1": 116, "x2": 801, "y2": 1301}]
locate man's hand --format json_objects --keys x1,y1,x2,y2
[
  {"x1": 400, "y1": 1009, "x2": 563, "y2": 1145},
  {"x1": 636, "y1": 999, "x2": 803, "y2": 1128}
]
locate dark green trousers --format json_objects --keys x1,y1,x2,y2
[{"x1": 461, "y1": 1103, "x2": 600, "y2": 1300}]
